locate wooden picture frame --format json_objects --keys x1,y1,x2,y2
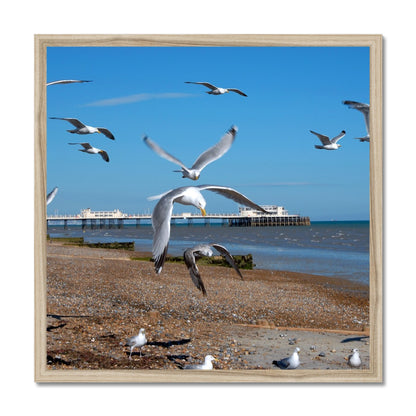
[{"x1": 35, "y1": 34, "x2": 383, "y2": 383}]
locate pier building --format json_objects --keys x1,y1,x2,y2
[{"x1": 47, "y1": 205, "x2": 310, "y2": 229}]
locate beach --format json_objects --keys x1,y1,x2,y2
[{"x1": 46, "y1": 241, "x2": 370, "y2": 370}]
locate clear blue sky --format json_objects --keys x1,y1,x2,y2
[{"x1": 46, "y1": 46, "x2": 369, "y2": 221}]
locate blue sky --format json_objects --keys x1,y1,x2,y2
[{"x1": 46, "y1": 46, "x2": 369, "y2": 220}]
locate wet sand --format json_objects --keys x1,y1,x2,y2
[{"x1": 46, "y1": 241, "x2": 369, "y2": 370}]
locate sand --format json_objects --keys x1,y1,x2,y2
[{"x1": 46, "y1": 241, "x2": 369, "y2": 370}]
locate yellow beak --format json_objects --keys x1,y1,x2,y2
[{"x1": 200, "y1": 208, "x2": 207, "y2": 216}]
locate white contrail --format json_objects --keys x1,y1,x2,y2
[{"x1": 84, "y1": 92, "x2": 195, "y2": 107}]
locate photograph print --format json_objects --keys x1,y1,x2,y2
[{"x1": 35, "y1": 35, "x2": 382, "y2": 382}]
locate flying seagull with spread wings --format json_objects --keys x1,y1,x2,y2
[
  {"x1": 184, "y1": 243, "x2": 243, "y2": 296},
  {"x1": 310, "y1": 129, "x2": 346, "y2": 150},
  {"x1": 50, "y1": 117, "x2": 115, "y2": 140},
  {"x1": 185, "y1": 81, "x2": 247, "y2": 97},
  {"x1": 46, "y1": 80, "x2": 92, "y2": 86},
  {"x1": 149, "y1": 185, "x2": 268, "y2": 274},
  {"x1": 143, "y1": 125, "x2": 237, "y2": 180},
  {"x1": 68, "y1": 142, "x2": 110, "y2": 162},
  {"x1": 343, "y1": 100, "x2": 370, "y2": 142}
]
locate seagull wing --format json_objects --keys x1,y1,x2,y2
[
  {"x1": 198, "y1": 185, "x2": 269, "y2": 213},
  {"x1": 309, "y1": 130, "x2": 331, "y2": 145},
  {"x1": 211, "y1": 244, "x2": 243, "y2": 280},
  {"x1": 97, "y1": 128, "x2": 115, "y2": 140},
  {"x1": 331, "y1": 130, "x2": 346, "y2": 144},
  {"x1": 151, "y1": 189, "x2": 188, "y2": 273},
  {"x1": 50, "y1": 117, "x2": 86, "y2": 129},
  {"x1": 275, "y1": 357, "x2": 290, "y2": 369},
  {"x1": 99, "y1": 150, "x2": 110, "y2": 162},
  {"x1": 343, "y1": 100, "x2": 370, "y2": 133},
  {"x1": 68, "y1": 142, "x2": 93, "y2": 149},
  {"x1": 184, "y1": 248, "x2": 207, "y2": 295},
  {"x1": 143, "y1": 136, "x2": 188, "y2": 171},
  {"x1": 227, "y1": 88, "x2": 248, "y2": 97},
  {"x1": 191, "y1": 126, "x2": 237, "y2": 171},
  {"x1": 185, "y1": 81, "x2": 218, "y2": 90},
  {"x1": 46, "y1": 187, "x2": 58, "y2": 205},
  {"x1": 46, "y1": 80, "x2": 92, "y2": 86}
]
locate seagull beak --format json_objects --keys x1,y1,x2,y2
[{"x1": 200, "y1": 208, "x2": 207, "y2": 216}]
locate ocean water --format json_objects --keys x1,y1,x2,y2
[{"x1": 47, "y1": 221, "x2": 369, "y2": 285}]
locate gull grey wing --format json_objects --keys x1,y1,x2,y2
[
  {"x1": 68, "y1": 142, "x2": 93, "y2": 150},
  {"x1": 309, "y1": 130, "x2": 331, "y2": 145},
  {"x1": 47, "y1": 80, "x2": 92, "y2": 86},
  {"x1": 275, "y1": 358, "x2": 290, "y2": 369},
  {"x1": 331, "y1": 130, "x2": 346, "y2": 144},
  {"x1": 97, "y1": 128, "x2": 115, "y2": 140},
  {"x1": 50, "y1": 117, "x2": 86, "y2": 129},
  {"x1": 151, "y1": 193, "x2": 177, "y2": 273},
  {"x1": 211, "y1": 244, "x2": 243, "y2": 280},
  {"x1": 198, "y1": 185, "x2": 269, "y2": 214},
  {"x1": 185, "y1": 81, "x2": 218, "y2": 90},
  {"x1": 343, "y1": 100, "x2": 369, "y2": 112},
  {"x1": 99, "y1": 150, "x2": 110, "y2": 162},
  {"x1": 227, "y1": 88, "x2": 248, "y2": 97},
  {"x1": 191, "y1": 126, "x2": 237, "y2": 171},
  {"x1": 184, "y1": 248, "x2": 207, "y2": 295},
  {"x1": 143, "y1": 136, "x2": 188, "y2": 171},
  {"x1": 46, "y1": 187, "x2": 58, "y2": 205},
  {"x1": 343, "y1": 100, "x2": 370, "y2": 133}
]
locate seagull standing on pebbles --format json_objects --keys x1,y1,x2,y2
[
  {"x1": 310, "y1": 130, "x2": 345, "y2": 150},
  {"x1": 347, "y1": 348, "x2": 362, "y2": 367},
  {"x1": 273, "y1": 347, "x2": 300, "y2": 369},
  {"x1": 148, "y1": 185, "x2": 268, "y2": 274},
  {"x1": 343, "y1": 100, "x2": 370, "y2": 142},
  {"x1": 184, "y1": 243, "x2": 243, "y2": 296},
  {"x1": 185, "y1": 81, "x2": 247, "y2": 97},
  {"x1": 183, "y1": 355, "x2": 217, "y2": 370},
  {"x1": 50, "y1": 117, "x2": 115, "y2": 140},
  {"x1": 68, "y1": 142, "x2": 110, "y2": 162},
  {"x1": 126, "y1": 328, "x2": 147, "y2": 359},
  {"x1": 143, "y1": 125, "x2": 237, "y2": 180}
]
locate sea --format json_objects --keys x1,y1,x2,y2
[{"x1": 47, "y1": 221, "x2": 369, "y2": 285}]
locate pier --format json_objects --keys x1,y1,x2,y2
[{"x1": 47, "y1": 207, "x2": 310, "y2": 229}]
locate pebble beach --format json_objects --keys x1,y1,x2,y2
[{"x1": 46, "y1": 241, "x2": 370, "y2": 371}]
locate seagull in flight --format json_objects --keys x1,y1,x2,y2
[
  {"x1": 46, "y1": 79, "x2": 92, "y2": 86},
  {"x1": 310, "y1": 130, "x2": 346, "y2": 150},
  {"x1": 125, "y1": 328, "x2": 147, "y2": 359},
  {"x1": 185, "y1": 81, "x2": 247, "y2": 97},
  {"x1": 46, "y1": 187, "x2": 58, "y2": 205},
  {"x1": 50, "y1": 117, "x2": 115, "y2": 140},
  {"x1": 149, "y1": 185, "x2": 268, "y2": 274},
  {"x1": 68, "y1": 142, "x2": 110, "y2": 162},
  {"x1": 273, "y1": 347, "x2": 300, "y2": 369},
  {"x1": 183, "y1": 355, "x2": 217, "y2": 370},
  {"x1": 343, "y1": 100, "x2": 370, "y2": 142},
  {"x1": 184, "y1": 243, "x2": 243, "y2": 296},
  {"x1": 143, "y1": 125, "x2": 237, "y2": 180}
]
